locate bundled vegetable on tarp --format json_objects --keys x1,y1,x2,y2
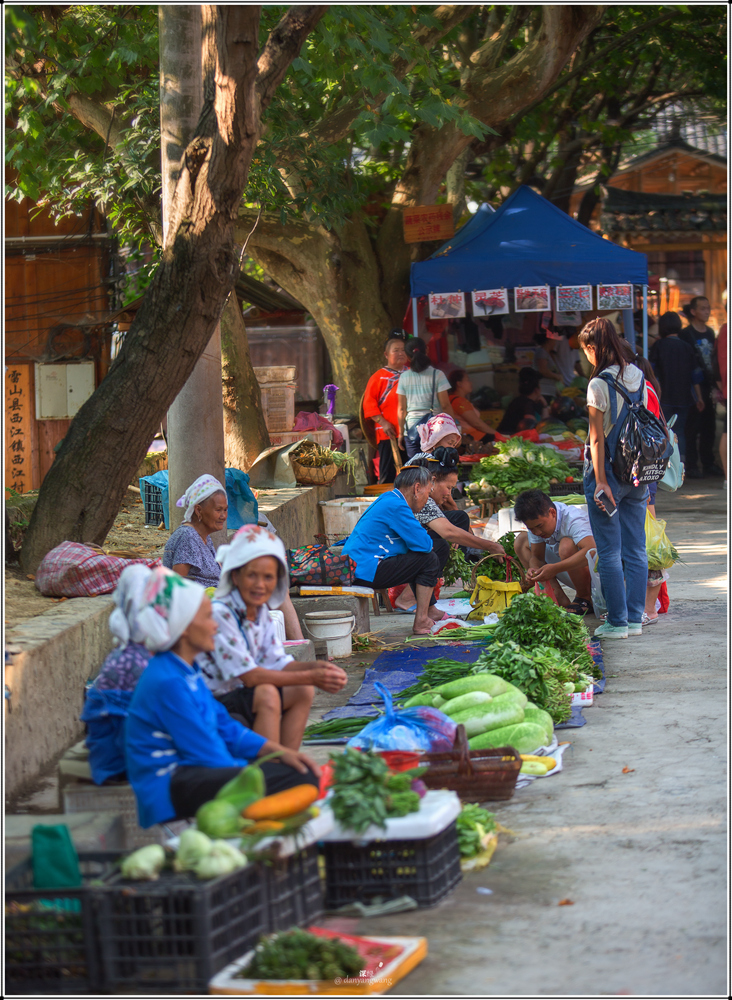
[{"x1": 471, "y1": 439, "x2": 573, "y2": 497}]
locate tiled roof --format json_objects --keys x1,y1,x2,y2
[{"x1": 601, "y1": 186, "x2": 726, "y2": 234}]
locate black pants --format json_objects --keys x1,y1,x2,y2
[
  {"x1": 355, "y1": 548, "x2": 442, "y2": 604},
  {"x1": 215, "y1": 686, "x2": 285, "y2": 729},
  {"x1": 377, "y1": 438, "x2": 407, "y2": 484},
  {"x1": 169, "y1": 761, "x2": 319, "y2": 821},
  {"x1": 685, "y1": 386, "x2": 716, "y2": 471}
]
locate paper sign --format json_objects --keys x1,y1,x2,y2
[
  {"x1": 428, "y1": 292, "x2": 466, "y2": 319},
  {"x1": 472, "y1": 288, "x2": 509, "y2": 316},
  {"x1": 514, "y1": 285, "x2": 551, "y2": 312},
  {"x1": 556, "y1": 285, "x2": 592, "y2": 312},
  {"x1": 403, "y1": 205, "x2": 454, "y2": 244},
  {"x1": 597, "y1": 284, "x2": 633, "y2": 309},
  {"x1": 5, "y1": 364, "x2": 33, "y2": 495}
]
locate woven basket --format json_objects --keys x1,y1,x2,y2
[
  {"x1": 469, "y1": 553, "x2": 532, "y2": 594},
  {"x1": 290, "y1": 458, "x2": 339, "y2": 486},
  {"x1": 419, "y1": 725, "x2": 522, "y2": 802}
]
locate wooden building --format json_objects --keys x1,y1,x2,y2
[
  {"x1": 571, "y1": 138, "x2": 727, "y2": 329},
  {"x1": 5, "y1": 193, "x2": 116, "y2": 493}
]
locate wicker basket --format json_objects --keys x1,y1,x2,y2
[
  {"x1": 469, "y1": 553, "x2": 532, "y2": 594},
  {"x1": 419, "y1": 725, "x2": 522, "y2": 802},
  {"x1": 290, "y1": 458, "x2": 339, "y2": 486}
]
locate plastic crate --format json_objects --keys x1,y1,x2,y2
[
  {"x1": 260, "y1": 843, "x2": 323, "y2": 933},
  {"x1": 5, "y1": 852, "x2": 118, "y2": 996},
  {"x1": 96, "y1": 863, "x2": 266, "y2": 993},
  {"x1": 322, "y1": 821, "x2": 462, "y2": 910},
  {"x1": 63, "y1": 781, "x2": 164, "y2": 850},
  {"x1": 141, "y1": 480, "x2": 165, "y2": 526}
]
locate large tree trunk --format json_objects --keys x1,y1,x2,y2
[
  {"x1": 20, "y1": 4, "x2": 326, "y2": 572},
  {"x1": 221, "y1": 293, "x2": 270, "y2": 469},
  {"x1": 248, "y1": 212, "x2": 395, "y2": 413}
]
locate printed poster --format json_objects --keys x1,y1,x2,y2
[
  {"x1": 471, "y1": 288, "x2": 509, "y2": 316},
  {"x1": 428, "y1": 292, "x2": 466, "y2": 319},
  {"x1": 514, "y1": 285, "x2": 551, "y2": 312},
  {"x1": 556, "y1": 284, "x2": 592, "y2": 313},
  {"x1": 597, "y1": 283, "x2": 633, "y2": 309}
]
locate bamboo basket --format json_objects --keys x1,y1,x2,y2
[
  {"x1": 419, "y1": 725, "x2": 522, "y2": 802},
  {"x1": 290, "y1": 457, "x2": 339, "y2": 486}
]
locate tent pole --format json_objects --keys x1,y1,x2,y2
[
  {"x1": 642, "y1": 285, "x2": 648, "y2": 357},
  {"x1": 411, "y1": 297, "x2": 418, "y2": 337}
]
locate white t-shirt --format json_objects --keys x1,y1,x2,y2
[
  {"x1": 586, "y1": 364, "x2": 648, "y2": 437},
  {"x1": 527, "y1": 501, "x2": 592, "y2": 557},
  {"x1": 397, "y1": 368, "x2": 451, "y2": 430}
]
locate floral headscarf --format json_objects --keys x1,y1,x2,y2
[
  {"x1": 418, "y1": 413, "x2": 461, "y2": 452},
  {"x1": 108, "y1": 564, "x2": 154, "y2": 646},
  {"x1": 176, "y1": 474, "x2": 226, "y2": 523},
  {"x1": 214, "y1": 523, "x2": 289, "y2": 608},
  {"x1": 135, "y1": 567, "x2": 206, "y2": 652}
]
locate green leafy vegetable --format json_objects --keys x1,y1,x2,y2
[
  {"x1": 329, "y1": 748, "x2": 391, "y2": 833},
  {"x1": 456, "y1": 803, "x2": 496, "y2": 858},
  {"x1": 239, "y1": 929, "x2": 363, "y2": 982},
  {"x1": 471, "y1": 439, "x2": 573, "y2": 497},
  {"x1": 443, "y1": 545, "x2": 473, "y2": 587}
]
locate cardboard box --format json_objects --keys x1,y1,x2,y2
[{"x1": 259, "y1": 382, "x2": 296, "y2": 432}]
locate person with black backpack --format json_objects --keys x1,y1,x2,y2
[{"x1": 578, "y1": 318, "x2": 671, "y2": 640}]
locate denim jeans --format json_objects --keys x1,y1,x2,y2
[
  {"x1": 584, "y1": 466, "x2": 648, "y2": 627},
  {"x1": 661, "y1": 403, "x2": 689, "y2": 462}
]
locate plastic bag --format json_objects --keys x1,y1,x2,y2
[
  {"x1": 645, "y1": 510, "x2": 680, "y2": 570},
  {"x1": 347, "y1": 681, "x2": 456, "y2": 753},
  {"x1": 224, "y1": 468, "x2": 258, "y2": 529},
  {"x1": 657, "y1": 414, "x2": 684, "y2": 492},
  {"x1": 586, "y1": 547, "x2": 607, "y2": 617}
]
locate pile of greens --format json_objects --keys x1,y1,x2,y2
[
  {"x1": 443, "y1": 546, "x2": 473, "y2": 587},
  {"x1": 456, "y1": 803, "x2": 497, "y2": 859},
  {"x1": 239, "y1": 929, "x2": 362, "y2": 982},
  {"x1": 396, "y1": 658, "x2": 475, "y2": 702},
  {"x1": 473, "y1": 640, "x2": 574, "y2": 723},
  {"x1": 303, "y1": 716, "x2": 373, "y2": 742},
  {"x1": 328, "y1": 748, "x2": 423, "y2": 832},
  {"x1": 445, "y1": 531, "x2": 518, "y2": 587},
  {"x1": 471, "y1": 439, "x2": 572, "y2": 497},
  {"x1": 493, "y1": 592, "x2": 598, "y2": 679}
]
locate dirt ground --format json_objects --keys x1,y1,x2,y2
[{"x1": 5, "y1": 488, "x2": 172, "y2": 630}]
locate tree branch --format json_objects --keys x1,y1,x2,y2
[{"x1": 256, "y1": 5, "x2": 328, "y2": 105}]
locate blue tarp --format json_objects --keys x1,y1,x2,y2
[
  {"x1": 410, "y1": 185, "x2": 648, "y2": 297},
  {"x1": 138, "y1": 468, "x2": 258, "y2": 531}
]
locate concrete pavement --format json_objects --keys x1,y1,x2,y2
[{"x1": 313, "y1": 478, "x2": 728, "y2": 996}]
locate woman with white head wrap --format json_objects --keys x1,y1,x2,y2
[
  {"x1": 162, "y1": 474, "x2": 228, "y2": 588},
  {"x1": 125, "y1": 567, "x2": 319, "y2": 829},
  {"x1": 80, "y1": 564, "x2": 155, "y2": 785},
  {"x1": 198, "y1": 524, "x2": 347, "y2": 749}
]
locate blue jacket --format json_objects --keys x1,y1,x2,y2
[
  {"x1": 81, "y1": 688, "x2": 132, "y2": 785},
  {"x1": 125, "y1": 650, "x2": 267, "y2": 827},
  {"x1": 342, "y1": 489, "x2": 432, "y2": 583}
]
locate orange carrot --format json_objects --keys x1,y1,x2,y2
[{"x1": 243, "y1": 785, "x2": 319, "y2": 821}]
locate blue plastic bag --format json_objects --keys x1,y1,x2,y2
[{"x1": 347, "y1": 681, "x2": 456, "y2": 753}]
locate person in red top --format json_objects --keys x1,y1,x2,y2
[
  {"x1": 448, "y1": 368, "x2": 497, "y2": 446},
  {"x1": 363, "y1": 333, "x2": 409, "y2": 483}
]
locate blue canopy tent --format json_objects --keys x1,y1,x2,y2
[{"x1": 409, "y1": 185, "x2": 650, "y2": 354}]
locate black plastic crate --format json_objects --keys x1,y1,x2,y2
[
  {"x1": 322, "y1": 821, "x2": 462, "y2": 909},
  {"x1": 96, "y1": 862, "x2": 265, "y2": 993},
  {"x1": 260, "y1": 843, "x2": 324, "y2": 932},
  {"x1": 5, "y1": 852, "x2": 118, "y2": 996},
  {"x1": 141, "y1": 480, "x2": 165, "y2": 526}
]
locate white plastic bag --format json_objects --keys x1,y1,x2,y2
[{"x1": 586, "y1": 547, "x2": 606, "y2": 617}]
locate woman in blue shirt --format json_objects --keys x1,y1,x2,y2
[
  {"x1": 125, "y1": 568, "x2": 318, "y2": 828},
  {"x1": 343, "y1": 465, "x2": 444, "y2": 635}
]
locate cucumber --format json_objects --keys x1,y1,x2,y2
[
  {"x1": 450, "y1": 692, "x2": 525, "y2": 738},
  {"x1": 403, "y1": 692, "x2": 438, "y2": 709},
  {"x1": 500, "y1": 682, "x2": 528, "y2": 708},
  {"x1": 440, "y1": 691, "x2": 492, "y2": 716},
  {"x1": 467, "y1": 721, "x2": 548, "y2": 754},
  {"x1": 433, "y1": 673, "x2": 509, "y2": 701},
  {"x1": 523, "y1": 706, "x2": 554, "y2": 745}
]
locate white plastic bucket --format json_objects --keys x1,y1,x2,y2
[
  {"x1": 319, "y1": 499, "x2": 374, "y2": 545},
  {"x1": 302, "y1": 610, "x2": 355, "y2": 658}
]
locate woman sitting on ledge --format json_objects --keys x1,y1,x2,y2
[
  {"x1": 125, "y1": 567, "x2": 319, "y2": 828},
  {"x1": 199, "y1": 524, "x2": 347, "y2": 749},
  {"x1": 163, "y1": 475, "x2": 228, "y2": 589}
]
